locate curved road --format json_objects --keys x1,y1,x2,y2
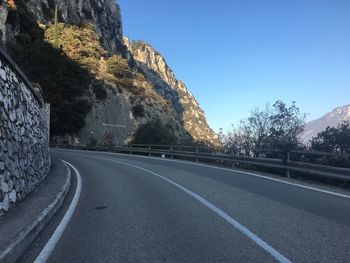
[{"x1": 27, "y1": 149, "x2": 350, "y2": 262}]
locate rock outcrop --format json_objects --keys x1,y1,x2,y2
[
  {"x1": 75, "y1": 79, "x2": 190, "y2": 146},
  {"x1": 124, "y1": 38, "x2": 219, "y2": 145},
  {"x1": 0, "y1": 0, "x2": 125, "y2": 55},
  {"x1": 0, "y1": 0, "x2": 218, "y2": 146}
]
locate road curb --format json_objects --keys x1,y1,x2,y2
[{"x1": 0, "y1": 161, "x2": 71, "y2": 263}]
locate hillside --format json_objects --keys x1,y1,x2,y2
[
  {"x1": 124, "y1": 38, "x2": 219, "y2": 144},
  {"x1": 0, "y1": 0, "x2": 219, "y2": 146},
  {"x1": 301, "y1": 104, "x2": 350, "y2": 142}
]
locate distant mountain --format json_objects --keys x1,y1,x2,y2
[{"x1": 301, "y1": 104, "x2": 350, "y2": 143}]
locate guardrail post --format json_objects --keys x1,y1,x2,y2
[
  {"x1": 129, "y1": 145, "x2": 132, "y2": 155},
  {"x1": 170, "y1": 146, "x2": 173, "y2": 159},
  {"x1": 195, "y1": 147, "x2": 199, "y2": 162},
  {"x1": 284, "y1": 151, "x2": 291, "y2": 178},
  {"x1": 231, "y1": 150, "x2": 235, "y2": 167},
  {"x1": 149, "y1": 145, "x2": 152, "y2": 157}
]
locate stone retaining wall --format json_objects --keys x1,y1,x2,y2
[{"x1": 0, "y1": 47, "x2": 50, "y2": 216}]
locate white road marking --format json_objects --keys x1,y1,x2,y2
[
  {"x1": 102, "y1": 157, "x2": 292, "y2": 263},
  {"x1": 34, "y1": 160, "x2": 82, "y2": 263},
  {"x1": 166, "y1": 159, "x2": 350, "y2": 199},
  {"x1": 59, "y1": 148, "x2": 350, "y2": 200}
]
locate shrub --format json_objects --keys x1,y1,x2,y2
[
  {"x1": 45, "y1": 23, "x2": 106, "y2": 72},
  {"x1": 311, "y1": 121, "x2": 350, "y2": 154},
  {"x1": 89, "y1": 136, "x2": 97, "y2": 146},
  {"x1": 132, "y1": 119, "x2": 177, "y2": 145},
  {"x1": 131, "y1": 40, "x2": 147, "y2": 51},
  {"x1": 114, "y1": 77, "x2": 133, "y2": 89},
  {"x1": 10, "y1": 34, "x2": 93, "y2": 136},
  {"x1": 222, "y1": 100, "x2": 306, "y2": 156},
  {"x1": 132, "y1": 104, "x2": 145, "y2": 118},
  {"x1": 93, "y1": 83, "x2": 107, "y2": 100},
  {"x1": 106, "y1": 55, "x2": 131, "y2": 78},
  {"x1": 135, "y1": 72, "x2": 146, "y2": 81},
  {"x1": 103, "y1": 131, "x2": 115, "y2": 146},
  {"x1": 51, "y1": 99, "x2": 92, "y2": 136}
]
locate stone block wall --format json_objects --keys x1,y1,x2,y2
[{"x1": 0, "y1": 47, "x2": 50, "y2": 216}]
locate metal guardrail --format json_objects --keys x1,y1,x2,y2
[{"x1": 51, "y1": 144, "x2": 350, "y2": 182}]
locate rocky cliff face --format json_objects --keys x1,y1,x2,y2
[
  {"x1": 75, "y1": 78, "x2": 190, "y2": 146},
  {"x1": 0, "y1": 0, "x2": 125, "y2": 55},
  {"x1": 124, "y1": 38, "x2": 219, "y2": 145},
  {"x1": 0, "y1": 0, "x2": 218, "y2": 146},
  {"x1": 301, "y1": 104, "x2": 350, "y2": 142}
]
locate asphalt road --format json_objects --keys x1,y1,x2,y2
[{"x1": 24, "y1": 149, "x2": 350, "y2": 263}]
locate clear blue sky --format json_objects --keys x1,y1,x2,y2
[{"x1": 118, "y1": 0, "x2": 350, "y2": 133}]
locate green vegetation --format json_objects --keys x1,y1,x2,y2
[
  {"x1": 132, "y1": 104, "x2": 145, "y2": 118},
  {"x1": 299, "y1": 121, "x2": 350, "y2": 168},
  {"x1": 93, "y1": 81, "x2": 107, "y2": 100},
  {"x1": 5, "y1": 2, "x2": 173, "y2": 141},
  {"x1": 311, "y1": 121, "x2": 350, "y2": 154},
  {"x1": 45, "y1": 23, "x2": 106, "y2": 72},
  {"x1": 52, "y1": 99, "x2": 92, "y2": 135},
  {"x1": 8, "y1": 6, "x2": 143, "y2": 137},
  {"x1": 132, "y1": 119, "x2": 177, "y2": 145},
  {"x1": 135, "y1": 72, "x2": 146, "y2": 82},
  {"x1": 131, "y1": 40, "x2": 147, "y2": 51},
  {"x1": 222, "y1": 100, "x2": 306, "y2": 156},
  {"x1": 10, "y1": 36, "x2": 92, "y2": 136},
  {"x1": 7, "y1": 3, "x2": 93, "y2": 136},
  {"x1": 106, "y1": 55, "x2": 131, "y2": 78},
  {"x1": 268, "y1": 101, "x2": 306, "y2": 150},
  {"x1": 46, "y1": 22, "x2": 138, "y2": 93}
]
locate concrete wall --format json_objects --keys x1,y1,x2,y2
[{"x1": 0, "y1": 47, "x2": 50, "y2": 216}]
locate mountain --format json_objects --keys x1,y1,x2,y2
[
  {"x1": 0, "y1": 0, "x2": 219, "y2": 146},
  {"x1": 124, "y1": 38, "x2": 219, "y2": 144},
  {"x1": 301, "y1": 104, "x2": 350, "y2": 143},
  {"x1": 0, "y1": 0, "x2": 125, "y2": 55}
]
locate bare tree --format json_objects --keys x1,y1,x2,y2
[
  {"x1": 268, "y1": 100, "x2": 305, "y2": 150},
  {"x1": 247, "y1": 104, "x2": 272, "y2": 155},
  {"x1": 223, "y1": 101, "x2": 305, "y2": 156}
]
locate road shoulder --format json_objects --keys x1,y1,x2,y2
[{"x1": 0, "y1": 159, "x2": 71, "y2": 263}]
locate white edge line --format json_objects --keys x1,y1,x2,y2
[
  {"x1": 170, "y1": 160, "x2": 350, "y2": 199},
  {"x1": 55, "y1": 148, "x2": 350, "y2": 199},
  {"x1": 33, "y1": 160, "x2": 82, "y2": 263},
  {"x1": 102, "y1": 157, "x2": 292, "y2": 263}
]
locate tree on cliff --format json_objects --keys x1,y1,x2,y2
[
  {"x1": 107, "y1": 55, "x2": 131, "y2": 78},
  {"x1": 45, "y1": 23, "x2": 106, "y2": 72}
]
